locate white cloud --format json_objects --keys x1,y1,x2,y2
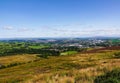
[
  {"x1": 17, "y1": 28, "x2": 31, "y2": 32},
  {"x1": 3, "y1": 26, "x2": 14, "y2": 30},
  {"x1": 1, "y1": 24, "x2": 120, "y2": 38},
  {"x1": 46, "y1": 27, "x2": 120, "y2": 37}
]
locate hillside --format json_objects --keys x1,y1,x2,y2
[{"x1": 0, "y1": 47, "x2": 120, "y2": 83}]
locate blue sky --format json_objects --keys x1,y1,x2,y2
[{"x1": 0, "y1": 0, "x2": 120, "y2": 38}]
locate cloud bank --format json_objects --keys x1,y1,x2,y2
[{"x1": 0, "y1": 25, "x2": 120, "y2": 38}]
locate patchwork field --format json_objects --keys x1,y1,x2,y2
[{"x1": 0, "y1": 48, "x2": 120, "y2": 83}]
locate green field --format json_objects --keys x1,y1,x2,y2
[
  {"x1": 61, "y1": 51, "x2": 78, "y2": 55},
  {"x1": 29, "y1": 45, "x2": 49, "y2": 49}
]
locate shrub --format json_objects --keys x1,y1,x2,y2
[
  {"x1": 0, "y1": 62, "x2": 26, "y2": 70},
  {"x1": 7, "y1": 63, "x2": 19, "y2": 67},
  {"x1": 36, "y1": 54, "x2": 48, "y2": 59},
  {"x1": 0, "y1": 65, "x2": 6, "y2": 69},
  {"x1": 94, "y1": 68, "x2": 120, "y2": 83},
  {"x1": 114, "y1": 52, "x2": 120, "y2": 58}
]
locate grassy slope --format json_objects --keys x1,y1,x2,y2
[
  {"x1": 0, "y1": 54, "x2": 39, "y2": 66},
  {"x1": 0, "y1": 50, "x2": 120, "y2": 83}
]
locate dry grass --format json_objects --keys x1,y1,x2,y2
[
  {"x1": 0, "y1": 50, "x2": 120, "y2": 83},
  {"x1": 0, "y1": 54, "x2": 39, "y2": 66},
  {"x1": 26, "y1": 50, "x2": 120, "y2": 83},
  {"x1": 28, "y1": 58, "x2": 120, "y2": 83}
]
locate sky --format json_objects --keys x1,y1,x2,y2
[{"x1": 0, "y1": 0, "x2": 120, "y2": 38}]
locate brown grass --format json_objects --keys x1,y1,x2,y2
[{"x1": 0, "y1": 50, "x2": 120, "y2": 83}]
